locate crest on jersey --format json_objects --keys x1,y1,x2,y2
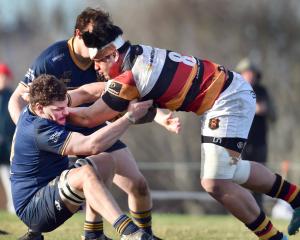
[{"x1": 208, "y1": 118, "x2": 220, "y2": 130}]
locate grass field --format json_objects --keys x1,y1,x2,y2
[{"x1": 0, "y1": 211, "x2": 291, "y2": 240}]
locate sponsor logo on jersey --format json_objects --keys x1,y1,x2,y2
[
  {"x1": 108, "y1": 81, "x2": 122, "y2": 96},
  {"x1": 49, "y1": 130, "x2": 64, "y2": 144},
  {"x1": 52, "y1": 53, "x2": 65, "y2": 62},
  {"x1": 209, "y1": 118, "x2": 220, "y2": 130}
]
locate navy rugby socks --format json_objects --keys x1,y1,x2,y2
[
  {"x1": 83, "y1": 220, "x2": 103, "y2": 239},
  {"x1": 113, "y1": 214, "x2": 139, "y2": 235},
  {"x1": 130, "y1": 209, "x2": 153, "y2": 235}
]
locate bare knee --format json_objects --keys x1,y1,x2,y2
[
  {"x1": 91, "y1": 153, "x2": 116, "y2": 182},
  {"x1": 201, "y1": 178, "x2": 226, "y2": 199},
  {"x1": 128, "y1": 175, "x2": 150, "y2": 197},
  {"x1": 81, "y1": 165, "x2": 101, "y2": 183}
]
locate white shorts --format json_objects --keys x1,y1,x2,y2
[{"x1": 200, "y1": 72, "x2": 256, "y2": 179}]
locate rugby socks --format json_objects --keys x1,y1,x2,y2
[
  {"x1": 246, "y1": 211, "x2": 283, "y2": 240},
  {"x1": 83, "y1": 220, "x2": 103, "y2": 239},
  {"x1": 267, "y1": 173, "x2": 300, "y2": 209},
  {"x1": 113, "y1": 214, "x2": 139, "y2": 236},
  {"x1": 130, "y1": 209, "x2": 153, "y2": 235}
]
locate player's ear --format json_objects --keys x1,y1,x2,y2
[
  {"x1": 113, "y1": 50, "x2": 119, "y2": 63},
  {"x1": 75, "y1": 29, "x2": 82, "y2": 38},
  {"x1": 34, "y1": 103, "x2": 44, "y2": 114}
]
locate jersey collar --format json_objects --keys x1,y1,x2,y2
[{"x1": 67, "y1": 37, "x2": 93, "y2": 71}]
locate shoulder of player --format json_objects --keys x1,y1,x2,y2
[
  {"x1": 36, "y1": 40, "x2": 70, "y2": 65},
  {"x1": 33, "y1": 118, "x2": 63, "y2": 132}
]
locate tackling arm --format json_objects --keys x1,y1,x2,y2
[
  {"x1": 64, "y1": 100, "x2": 153, "y2": 156},
  {"x1": 67, "y1": 82, "x2": 106, "y2": 107},
  {"x1": 67, "y1": 97, "x2": 120, "y2": 128}
]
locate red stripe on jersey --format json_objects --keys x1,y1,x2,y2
[
  {"x1": 114, "y1": 70, "x2": 136, "y2": 86},
  {"x1": 156, "y1": 62, "x2": 193, "y2": 106},
  {"x1": 185, "y1": 60, "x2": 221, "y2": 112},
  {"x1": 199, "y1": 60, "x2": 219, "y2": 90}
]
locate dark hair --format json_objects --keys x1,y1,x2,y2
[
  {"x1": 29, "y1": 74, "x2": 67, "y2": 106},
  {"x1": 74, "y1": 7, "x2": 111, "y2": 35},
  {"x1": 82, "y1": 24, "x2": 123, "y2": 49}
]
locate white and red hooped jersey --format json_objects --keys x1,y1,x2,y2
[{"x1": 102, "y1": 44, "x2": 232, "y2": 115}]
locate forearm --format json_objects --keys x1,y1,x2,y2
[
  {"x1": 87, "y1": 114, "x2": 131, "y2": 154},
  {"x1": 65, "y1": 99, "x2": 153, "y2": 156},
  {"x1": 68, "y1": 98, "x2": 120, "y2": 128},
  {"x1": 67, "y1": 106, "x2": 94, "y2": 127},
  {"x1": 68, "y1": 82, "x2": 106, "y2": 107}
]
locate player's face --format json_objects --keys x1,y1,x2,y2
[
  {"x1": 42, "y1": 99, "x2": 69, "y2": 125},
  {"x1": 94, "y1": 54, "x2": 120, "y2": 80}
]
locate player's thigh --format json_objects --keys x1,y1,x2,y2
[
  {"x1": 111, "y1": 148, "x2": 146, "y2": 187},
  {"x1": 87, "y1": 153, "x2": 115, "y2": 181}
]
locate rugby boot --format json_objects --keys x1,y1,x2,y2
[
  {"x1": 288, "y1": 207, "x2": 300, "y2": 235},
  {"x1": 18, "y1": 231, "x2": 44, "y2": 240},
  {"x1": 121, "y1": 229, "x2": 153, "y2": 240},
  {"x1": 81, "y1": 235, "x2": 112, "y2": 240}
]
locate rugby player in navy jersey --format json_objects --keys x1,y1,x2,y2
[
  {"x1": 66, "y1": 9, "x2": 300, "y2": 240},
  {"x1": 9, "y1": 8, "x2": 177, "y2": 240},
  {"x1": 11, "y1": 74, "x2": 155, "y2": 240}
]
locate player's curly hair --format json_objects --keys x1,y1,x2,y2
[{"x1": 29, "y1": 74, "x2": 67, "y2": 106}]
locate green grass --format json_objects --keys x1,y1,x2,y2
[{"x1": 0, "y1": 211, "x2": 291, "y2": 240}]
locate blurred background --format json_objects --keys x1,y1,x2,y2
[{"x1": 0, "y1": 0, "x2": 300, "y2": 214}]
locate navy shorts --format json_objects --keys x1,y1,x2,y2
[
  {"x1": 66, "y1": 122, "x2": 126, "y2": 153},
  {"x1": 19, "y1": 177, "x2": 74, "y2": 232}
]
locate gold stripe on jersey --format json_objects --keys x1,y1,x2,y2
[
  {"x1": 60, "y1": 132, "x2": 73, "y2": 156},
  {"x1": 196, "y1": 66, "x2": 227, "y2": 115},
  {"x1": 108, "y1": 81, "x2": 140, "y2": 101},
  {"x1": 165, "y1": 64, "x2": 198, "y2": 110},
  {"x1": 67, "y1": 38, "x2": 93, "y2": 71}
]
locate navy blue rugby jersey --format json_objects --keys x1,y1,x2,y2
[
  {"x1": 21, "y1": 38, "x2": 97, "y2": 89},
  {"x1": 10, "y1": 106, "x2": 71, "y2": 216}
]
